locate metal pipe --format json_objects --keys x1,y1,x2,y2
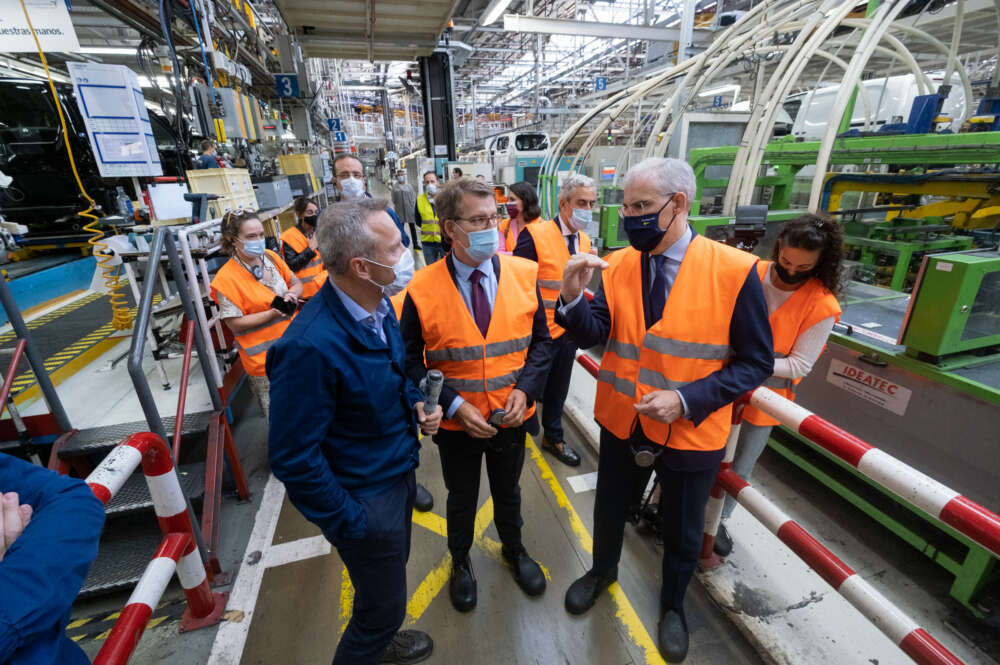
[
  {"x1": 163, "y1": 233, "x2": 225, "y2": 414},
  {"x1": 127, "y1": 227, "x2": 169, "y2": 442},
  {"x1": 178, "y1": 219, "x2": 224, "y2": 389},
  {"x1": 172, "y1": 320, "x2": 196, "y2": 461},
  {"x1": 0, "y1": 279, "x2": 71, "y2": 433}
]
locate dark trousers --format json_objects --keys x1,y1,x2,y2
[
  {"x1": 591, "y1": 427, "x2": 718, "y2": 612},
  {"x1": 435, "y1": 426, "x2": 526, "y2": 558},
  {"x1": 331, "y1": 470, "x2": 416, "y2": 665},
  {"x1": 422, "y1": 241, "x2": 445, "y2": 265},
  {"x1": 541, "y1": 332, "x2": 577, "y2": 444}
]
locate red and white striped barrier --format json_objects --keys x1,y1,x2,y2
[
  {"x1": 717, "y1": 468, "x2": 964, "y2": 665},
  {"x1": 748, "y1": 387, "x2": 1000, "y2": 560},
  {"x1": 699, "y1": 402, "x2": 746, "y2": 566},
  {"x1": 87, "y1": 432, "x2": 227, "y2": 665}
]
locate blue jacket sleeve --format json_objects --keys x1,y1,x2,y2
[
  {"x1": 267, "y1": 337, "x2": 367, "y2": 541},
  {"x1": 513, "y1": 229, "x2": 538, "y2": 262},
  {"x1": 676, "y1": 268, "x2": 774, "y2": 425},
  {"x1": 387, "y1": 207, "x2": 410, "y2": 247},
  {"x1": 554, "y1": 281, "x2": 613, "y2": 349},
  {"x1": 0, "y1": 457, "x2": 105, "y2": 661}
]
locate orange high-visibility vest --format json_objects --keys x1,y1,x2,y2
[
  {"x1": 281, "y1": 225, "x2": 327, "y2": 298},
  {"x1": 407, "y1": 255, "x2": 539, "y2": 431},
  {"x1": 390, "y1": 290, "x2": 406, "y2": 320},
  {"x1": 525, "y1": 218, "x2": 591, "y2": 339},
  {"x1": 210, "y1": 250, "x2": 293, "y2": 377},
  {"x1": 500, "y1": 216, "x2": 541, "y2": 255},
  {"x1": 741, "y1": 260, "x2": 841, "y2": 426},
  {"x1": 595, "y1": 235, "x2": 758, "y2": 452}
]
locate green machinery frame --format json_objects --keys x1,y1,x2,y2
[{"x1": 687, "y1": 131, "x2": 1000, "y2": 215}]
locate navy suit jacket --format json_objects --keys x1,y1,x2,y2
[
  {"x1": 555, "y1": 234, "x2": 773, "y2": 462},
  {"x1": 267, "y1": 280, "x2": 423, "y2": 541}
]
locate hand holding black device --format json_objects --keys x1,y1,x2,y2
[{"x1": 270, "y1": 295, "x2": 298, "y2": 316}]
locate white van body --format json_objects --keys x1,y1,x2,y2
[
  {"x1": 786, "y1": 74, "x2": 966, "y2": 140},
  {"x1": 488, "y1": 131, "x2": 550, "y2": 183}
]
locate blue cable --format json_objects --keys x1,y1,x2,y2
[{"x1": 188, "y1": 0, "x2": 215, "y2": 94}]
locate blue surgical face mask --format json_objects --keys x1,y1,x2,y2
[
  {"x1": 457, "y1": 225, "x2": 499, "y2": 264},
  {"x1": 569, "y1": 207, "x2": 592, "y2": 231},
  {"x1": 241, "y1": 238, "x2": 266, "y2": 257},
  {"x1": 622, "y1": 195, "x2": 676, "y2": 252}
]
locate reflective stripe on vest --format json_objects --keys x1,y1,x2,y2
[
  {"x1": 407, "y1": 255, "x2": 539, "y2": 431},
  {"x1": 210, "y1": 251, "x2": 294, "y2": 376},
  {"x1": 417, "y1": 193, "x2": 441, "y2": 243},
  {"x1": 525, "y1": 219, "x2": 590, "y2": 339},
  {"x1": 593, "y1": 237, "x2": 757, "y2": 451},
  {"x1": 281, "y1": 225, "x2": 326, "y2": 298},
  {"x1": 742, "y1": 260, "x2": 841, "y2": 427}
]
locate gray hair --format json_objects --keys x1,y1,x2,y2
[
  {"x1": 623, "y1": 157, "x2": 696, "y2": 210},
  {"x1": 558, "y1": 173, "x2": 596, "y2": 203},
  {"x1": 316, "y1": 199, "x2": 387, "y2": 275}
]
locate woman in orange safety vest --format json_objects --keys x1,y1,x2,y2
[
  {"x1": 211, "y1": 210, "x2": 303, "y2": 422},
  {"x1": 714, "y1": 214, "x2": 844, "y2": 557},
  {"x1": 499, "y1": 181, "x2": 542, "y2": 254},
  {"x1": 281, "y1": 196, "x2": 328, "y2": 299}
]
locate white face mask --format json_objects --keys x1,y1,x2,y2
[
  {"x1": 569, "y1": 207, "x2": 592, "y2": 231},
  {"x1": 364, "y1": 249, "x2": 414, "y2": 297},
  {"x1": 340, "y1": 177, "x2": 366, "y2": 201},
  {"x1": 424, "y1": 183, "x2": 438, "y2": 196}
]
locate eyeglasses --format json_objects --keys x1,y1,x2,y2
[
  {"x1": 456, "y1": 214, "x2": 500, "y2": 230},
  {"x1": 618, "y1": 193, "x2": 674, "y2": 218}
]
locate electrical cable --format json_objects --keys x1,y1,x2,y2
[
  {"x1": 17, "y1": 0, "x2": 132, "y2": 331},
  {"x1": 188, "y1": 0, "x2": 215, "y2": 94}
]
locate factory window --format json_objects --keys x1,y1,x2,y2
[{"x1": 515, "y1": 133, "x2": 548, "y2": 151}]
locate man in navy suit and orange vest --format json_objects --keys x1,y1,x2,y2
[
  {"x1": 556, "y1": 158, "x2": 773, "y2": 662},
  {"x1": 514, "y1": 172, "x2": 599, "y2": 467},
  {"x1": 399, "y1": 177, "x2": 553, "y2": 614}
]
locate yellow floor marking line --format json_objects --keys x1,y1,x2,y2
[
  {"x1": 526, "y1": 435, "x2": 667, "y2": 665},
  {"x1": 338, "y1": 566, "x2": 354, "y2": 638},
  {"x1": 411, "y1": 509, "x2": 448, "y2": 538},
  {"x1": 12, "y1": 337, "x2": 122, "y2": 409},
  {"x1": 66, "y1": 617, "x2": 92, "y2": 630}
]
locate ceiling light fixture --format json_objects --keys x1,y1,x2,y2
[
  {"x1": 79, "y1": 46, "x2": 139, "y2": 55},
  {"x1": 480, "y1": 0, "x2": 514, "y2": 26}
]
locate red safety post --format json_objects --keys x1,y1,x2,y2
[
  {"x1": 698, "y1": 396, "x2": 749, "y2": 570},
  {"x1": 94, "y1": 533, "x2": 189, "y2": 665},
  {"x1": 86, "y1": 432, "x2": 228, "y2": 664},
  {"x1": 748, "y1": 387, "x2": 1000, "y2": 559},
  {"x1": 172, "y1": 320, "x2": 197, "y2": 460},
  {"x1": 718, "y1": 469, "x2": 965, "y2": 665}
]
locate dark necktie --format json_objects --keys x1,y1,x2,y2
[
  {"x1": 649, "y1": 254, "x2": 669, "y2": 327},
  {"x1": 470, "y1": 269, "x2": 491, "y2": 337},
  {"x1": 566, "y1": 233, "x2": 577, "y2": 255}
]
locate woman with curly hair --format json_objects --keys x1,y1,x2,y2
[
  {"x1": 714, "y1": 213, "x2": 844, "y2": 557},
  {"x1": 499, "y1": 181, "x2": 542, "y2": 252},
  {"x1": 210, "y1": 210, "x2": 303, "y2": 421}
]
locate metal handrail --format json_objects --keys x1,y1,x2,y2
[
  {"x1": 0, "y1": 339, "x2": 27, "y2": 411},
  {"x1": 172, "y1": 320, "x2": 196, "y2": 461},
  {"x1": 176, "y1": 218, "x2": 225, "y2": 389}
]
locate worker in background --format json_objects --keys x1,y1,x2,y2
[
  {"x1": 281, "y1": 197, "x2": 327, "y2": 300},
  {"x1": 400, "y1": 178, "x2": 553, "y2": 613},
  {"x1": 494, "y1": 185, "x2": 508, "y2": 206},
  {"x1": 211, "y1": 211, "x2": 303, "y2": 423},
  {"x1": 499, "y1": 181, "x2": 542, "y2": 255},
  {"x1": 194, "y1": 139, "x2": 222, "y2": 169},
  {"x1": 332, "y1": 154, "x2": 410, "y2": 249},
  {"x1": 556, "y1": 158, "x2": 773, "y2": 663},
  {"x1": 268, "y1": 199, "x2": 439, "y2": 665},
  {"x1": 416, "y1": 171, "x2": 444, "y2": 264},
  {"x1": 714, "y1": 214, "x2": 843, "y2": 557},
  {"x1": 475, "y1": 174, "x2": 486, "y2": 183},
  {"x1": 452, "y1": 167, "x2": 464, "y2": 180},
  {"x1": 513, "y1": 173, "x2": 598, "y2": 467},
  {"x1": 392, "y1": 171, "x2": 420, "y2": 259},
  {"x1": 0, "y1": 454, "x2": 105, "y2": 665}
]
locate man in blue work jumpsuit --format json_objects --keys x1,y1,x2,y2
[
  {"x1": 268, "y1": 197, "x2": 442, "y2": 665},
  {"x1": 0, "y1": 455, "x2": 105, "y2": 665}
]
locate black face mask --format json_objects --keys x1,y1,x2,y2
[
  {"x1": 774, "y1": 262, "x2": 813, "y2": 285},
  {"x1": 303, "y1": 214, "x2": 318, "y2": 227}
]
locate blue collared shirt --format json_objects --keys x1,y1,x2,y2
[
  {"x1": 452, "y1": 254, "x2": 498, "y2": 315},
  {"x1": 330, "y1": 279, "x2": 390, "y2": 344}
]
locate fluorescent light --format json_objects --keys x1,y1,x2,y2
[
  {"x1": 698, "y1": 83, "x2": 740, "y2": 97},
  {"x1": 480, "y1": 0, "x2": 514, "y2": 25},
  {"x1": 80, "y1": 46, "x2": 138, "y2": 55}
]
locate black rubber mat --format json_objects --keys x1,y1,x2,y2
[{"x1": 58, "y1": 412, "x2": 216, "y2": 459}]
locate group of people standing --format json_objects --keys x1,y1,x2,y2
[{"x1": 209, "y1": 153, "x2": 844, "y2": 665}]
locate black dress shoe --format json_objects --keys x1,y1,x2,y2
[
  {"x1": 657, "y1": 609, "x2": 689, "y2": 663},
  {"x1": 564, "y1": 570, "x2": 616, "y2": 615},
  {"x1": 502, "y1": 546, "x2": 546, "y2": 596},
  {"x1": 713, "y1": 523, "x2": 733, "y2": 557},
  {"x1": 414, "y1": 483, "x2": 434, "y2": 513},
  {"x1": 542, "y1": 438, "x2": 582, "y2": 467},
  {"x1": 380, "y1": 629, "x2": 433, "y2": 664},
  {"x1": 449, "y1": 556, "x2": 477, "y2": 612}
]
